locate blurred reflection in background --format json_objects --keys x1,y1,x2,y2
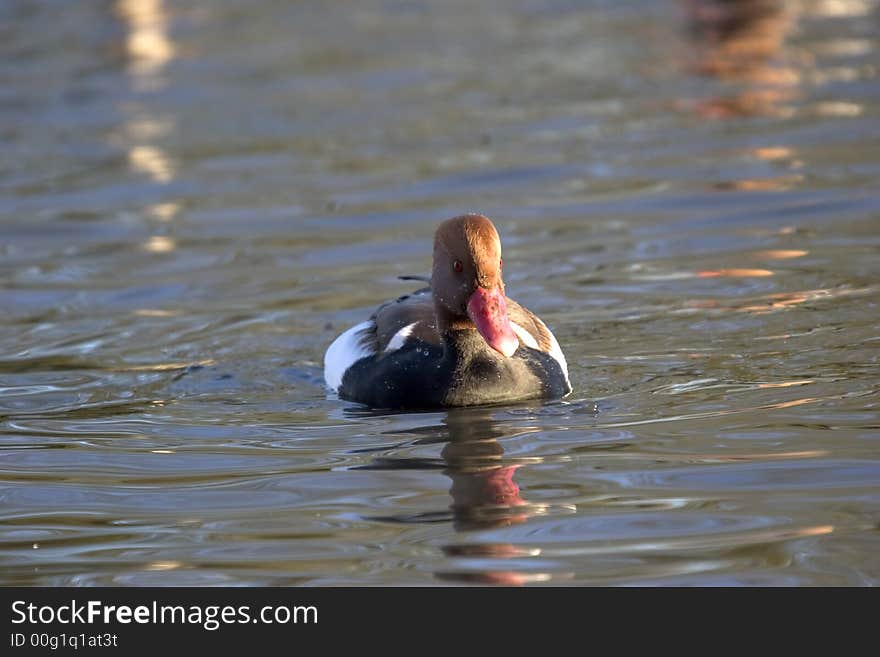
[
  {"x1": 682, "y1": 0, "x2": 809, "y2": 191},
  {"x1": 683, "y1": 0, "x2": 803, "y2": 119},
  {"x1": 681, "y1": 0, "x2": 873, "y2": 189},
  {"x1": 116, "y1": 0, "x2": 175, "y2": 87},
  {"x1": 114, "y1": 0, "x2": 181, "y2": 249}
]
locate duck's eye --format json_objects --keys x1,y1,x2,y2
[
  {"x1": 453, "y1": 259, "x2": 463, "y2": 273},
  {"x1": 499, "y1": 258, "x2": 503, "y2": 271}
]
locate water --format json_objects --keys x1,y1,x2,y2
[{"x1": 1, "y1": 0, "x2": 878, "y2": 585}]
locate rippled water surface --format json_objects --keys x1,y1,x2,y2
[{"x1": 2, "y1": 0, "x2": 879, "y2": 585}]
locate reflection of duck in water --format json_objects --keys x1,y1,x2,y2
[
  {"x1": 356, "y1": 407, "x2": 537, "y2": 528},
  {"x1": 357, "y1": 407, "x2": 562, "y2": 584},
  {"x1": 439, "y1": 409, "x2": 564, "y2": 584},
  {"x1": 683, "y1": 0, "x2": 802, "y2": 118},
  {"x1": 439, "y1": 409, "x2": 530, "y2": 532}
]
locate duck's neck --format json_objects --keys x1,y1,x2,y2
[
  {"x1": 434, "y1": 300, "x2": 473, "y2": 331},
  {"x1": 434, "y1": 301, "x2": 479, "y2": 352},
  {"x1": 435, "y1": 302, "x2": 503, "y2": 371}
]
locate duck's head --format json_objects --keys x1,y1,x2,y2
[{"x1": 432, "y1": 214, "x2": 519, "y2": 358}]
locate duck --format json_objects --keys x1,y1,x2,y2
[{"x1": 323, "y1": 213, "x2": 571, "y2": 408}]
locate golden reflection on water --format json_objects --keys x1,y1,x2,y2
[
  {"x1": 143, "y1": 235, "x2": 177, "y2": 253},
  {"x1": 148, "y1": 202, "x2": 181, "y2": 222},
  {"x1": 640, "y1": 248, "x2": 800, "y2": 286},
  {"x1": 683, "y1": 0, "x2": 802, "y2": 119},
  {"x1": 682, "y1": 0, "x2": 873, "y2": 192},
  {"x1": 750, "y1": 249, "x2": 808, "y2": 259},
  {"x1": 814, "y1": 37, "x2": 873, "y2": 56},
  {"x1": 715, "y1": 176, "x2": 804, "y2": 191},
  {"x1": 757, "y1": 379, "x2": 814, "y2": 388},
  {"x1": 697, "y1": 268, "x2": 775, "y2": 277},
  {"x1": 738, "y1": 290, "x2": 825, "y2": 313},
  {"x1": 751, "y1": 146, "x2": 793, "y2": 160},
  {"x1": 769, "y1": 397, "x2": 820, "y2": 409},
  {"x1": 133, "y1": 308, "x2": 181, "y2": 317},
  {"x1": 128, "y1": 145, "x2": 176, "y2": 185},
  {"x1": 809, "y1": 0, "x2": 878, "y2": 17},
  {"x1": 115, "y1": 0, "x2": 181, "y2": 250},
  {"x1": 815, "y1": 100, "x2": 863, "y2": 116},
  {"x1": 121, "y1": 358, "x2": 215, "y2": 372},
  {"x1": 116, "y1": 0, "x2": 176, "y2": 84},
  {"x1": 123, "y1": 114, "x2": 174, "y2": 141},
  {"x1": 144, "y1": 560, "x2": 185, "y2": 571},
  {"x1": 686, "y1": 284, "x2": 877, "y2": 315}
]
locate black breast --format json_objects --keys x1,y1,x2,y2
[
  {"x1": 339, "y1": 329, "x2": 570, "y2": 409},
  {"x1": 442, "y1": 329, "x2": 569, "y2": 406},
  {"x1": 339, "y1": 342, "x2": 449, "y2": 408}
]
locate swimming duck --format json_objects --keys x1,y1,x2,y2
[{"x1": 323, "y1": 213, "x2": 571, "y2": 408}]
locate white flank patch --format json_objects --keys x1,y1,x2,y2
[
  {"x1": 323, "y1": 321, "x2": 376, "y2": 392},
  {"x1": 510, "y1": 322, "x2": 539, "y2": 350},
  {"x1": 518, "y1": 318, "x2": 570, "y2": 387},
  {"x1": 543, "y1": 322, "x2": 571, "y2": 387},
  {"x1": 385, "y1": 321, "x2": 418, "y2": 353}
]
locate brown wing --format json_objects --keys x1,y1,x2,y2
[
  {"x1": 373, "y1": 287, "x2": 441, "y2": 351},
  {"x1": 506, "y1": 297, "x2": 555, "y2": 353}
]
